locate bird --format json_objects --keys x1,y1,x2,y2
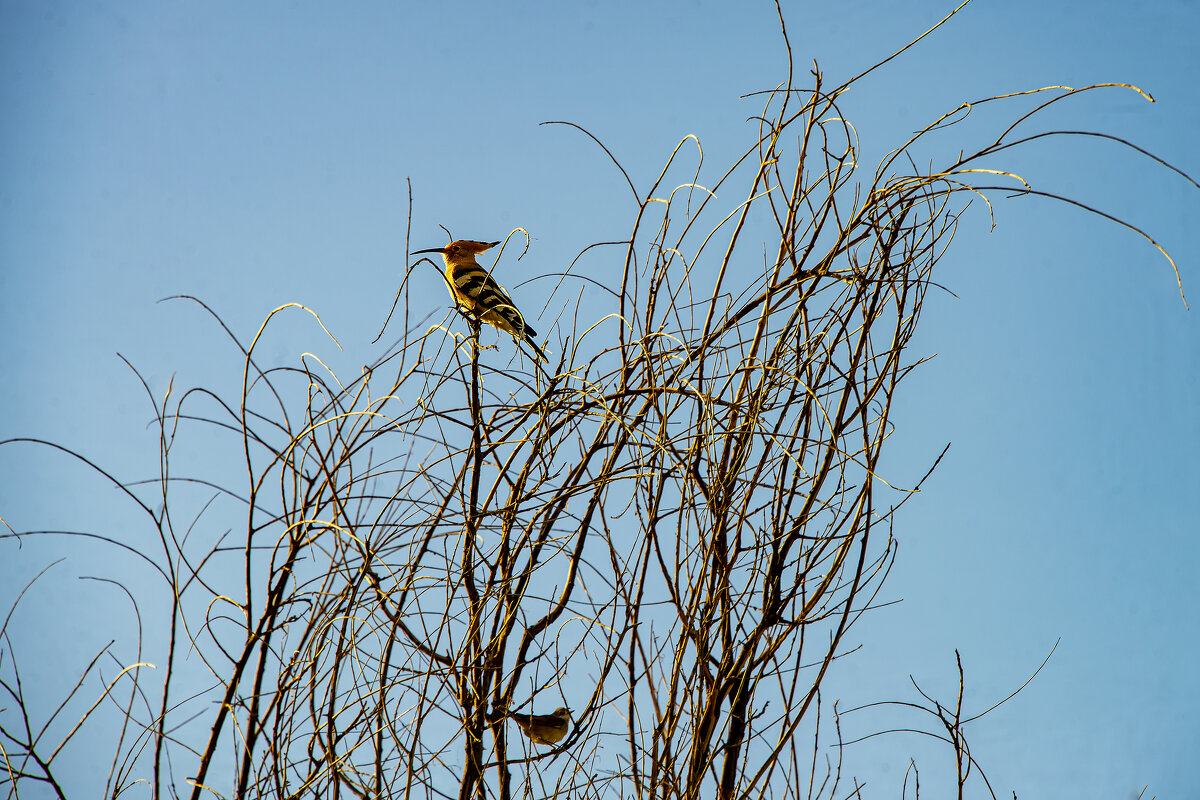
[
  {"x1": 488, "y1": 706, "x2": 571, "y2": 745},
  {"x1": 411, "y1": 239, "x2": 547, "y2": 361}
]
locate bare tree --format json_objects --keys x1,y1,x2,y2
[{"x1": 1, "y1": 4, "x2": 1191, "y2": 799}]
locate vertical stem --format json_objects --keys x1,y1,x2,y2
[{"x1": 459, "y1": 318, "x2": 485, "y2": 800}]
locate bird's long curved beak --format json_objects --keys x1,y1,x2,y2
[{"x1": 411, "y1": 246, "x2": 448, "y2": 255}]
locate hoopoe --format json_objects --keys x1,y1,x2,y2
[
  {"x1": 487, "y1": 706, "x2": 571, "y2": 745},
  {"x1": 412, "y1": 239, "x2": 547, "y2": 361}
]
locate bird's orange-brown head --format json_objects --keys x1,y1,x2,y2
[{"x1": 412, "y1": 239, "x2": 500, "y2": 263}]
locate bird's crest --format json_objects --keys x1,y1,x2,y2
[{"x1": 446, "y1": 239, "x2": 500, "y2": 258}]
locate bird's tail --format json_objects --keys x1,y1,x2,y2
[{"x1": 524, "y1": 332, "x2": 548, "y2": 363}]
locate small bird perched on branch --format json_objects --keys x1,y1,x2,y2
[
  {"x1": 412, "y1": 239, "x2": 547, "y2": 361},
  {"x1": 488, "y1": 706, "x2": 571, "y2": 745}
]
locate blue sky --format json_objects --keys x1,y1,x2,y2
[{"x1": 2, "y1": 1, "x2": 1197, "y2": 796}]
